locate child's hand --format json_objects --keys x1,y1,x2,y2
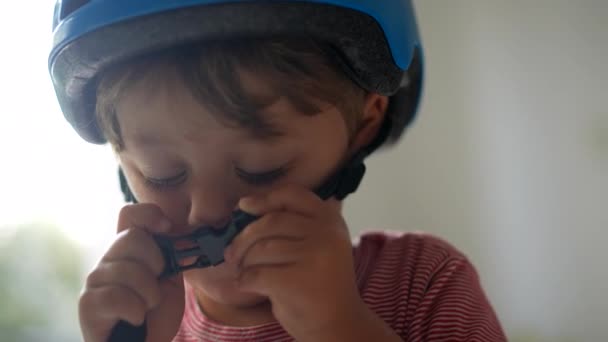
[
  {"x1": 225, "y1": 184, "x2": 372, "y2": 341},
  {"x1": 78, "y1": 204, "x2": 185, "y2": 342}
]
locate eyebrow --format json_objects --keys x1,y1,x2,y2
[
  {"x1": 125, "y1": 122, "x2": 285, "y2": 150},
  {"x1": 126, "y1": 134, "x2": 169, "y2": 148}
]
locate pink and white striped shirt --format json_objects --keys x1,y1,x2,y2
[{"x1": 173, "y1": 231, "x2": 506, "y2": 341}]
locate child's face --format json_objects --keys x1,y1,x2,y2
[{"x1": 115, "y1": 68, "x2": 353, "y2": 306}]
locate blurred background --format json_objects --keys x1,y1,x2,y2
[{"x1": 0, "y1": 1, "x2": 606, "y2": 341}]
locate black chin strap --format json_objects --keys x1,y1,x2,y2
[
  {"x1": 314, "y1": 153, "x2": 367, "y2": 200},
  {"x1": 118, "y1": 168, "x2": 136, "y2": 203},
  {"x1": 312, "y1": 114, "x2": 392, "y2": 200}
]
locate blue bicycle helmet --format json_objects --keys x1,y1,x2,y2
[{"x1": 49, "y1": 0, "x2": 424, "y2": 152}]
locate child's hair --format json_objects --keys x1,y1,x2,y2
[{"x1": 95, "y1": 37, "x2": 367, "y2": 151}]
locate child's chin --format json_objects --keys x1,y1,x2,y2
[
  {"x1": 227, "y1": 291, "x2": 270, "y2": 308},
  {"x1": 185, "y1": 266, "x2": 269, "y2": 307}
]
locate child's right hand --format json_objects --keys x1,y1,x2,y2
[{"x1": 78, "y1": 204, "x2": 185, "y2": 342}]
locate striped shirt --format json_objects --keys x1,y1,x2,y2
[{"x1": 173, "y1": 231, "x2": 506, "y2": 341}]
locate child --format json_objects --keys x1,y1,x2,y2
[{"x1": 49, "y1": 1, "x2": 506, "y2": 341}]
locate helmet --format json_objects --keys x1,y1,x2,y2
[{"x1": 49, "y1": 0, "x2": 424, "y2": 153}]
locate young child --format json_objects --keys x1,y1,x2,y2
[{"x1": 49, "y1": 1, "x2": 506, "y2": 341}]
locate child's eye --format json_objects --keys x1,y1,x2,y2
[
  {"x1": 235, "y1": 167, "x2": 286, "y2": 186},
  {"x1": 144, "y1": 171, "x2": 187, "y2": 190}
]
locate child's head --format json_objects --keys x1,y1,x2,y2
[
  {"x1": 90, "y1": 35, "x2": 394, "y2": 308},
  {"x1": 49, "y1": 0, "x2": 423, "y2": 307}
]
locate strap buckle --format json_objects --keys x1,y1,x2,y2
[{"x1": 154, "y1": 211, "x2": 258, "y2": 278}]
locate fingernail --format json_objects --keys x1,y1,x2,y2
[
  {"x1": 239, "y1": 197, "x2": 254, "y2": 211},
  {"x1": 223, "y1": 249, "x2": 232, "y2": 263}
]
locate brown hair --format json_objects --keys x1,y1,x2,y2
[{"x1": 95, "y1": 37, "x2": 366, "y2": 150}]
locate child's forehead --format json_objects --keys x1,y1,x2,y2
[
  {"x1": 120, "y1": 121, "x2": 286, "y2": 155},
  {"x1": 118, "y1": 85, "x2": 300, "y2": 148}
]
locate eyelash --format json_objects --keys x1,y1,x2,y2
[
  {"x1": 144, "y1": 171, "x2": 187, "y2": 190},
  {"x1": 235, "y1": 167, "x2": 287, "y2": 186},
  {"x1": 143, "y1": 167, "x2": 286, "y2": 190}
]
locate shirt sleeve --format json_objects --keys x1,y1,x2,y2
[{"x1": 404, "y1": 256, "x2": 507, "y2": 342}]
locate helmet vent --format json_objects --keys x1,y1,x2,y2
[{"x1": 59, "y1": 0, "x2": 90, "y2": 21}]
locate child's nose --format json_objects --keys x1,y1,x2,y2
[{"x1": 187, "y1": 186, "x2": 236, "y2": 229}]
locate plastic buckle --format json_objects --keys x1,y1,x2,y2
[{"x1": 154, "y1": 210, "x2": 258, "y2": 278}]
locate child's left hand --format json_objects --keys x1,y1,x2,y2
[{"x1": 224, "y1": 184, "x2": 375, "y2": 341}]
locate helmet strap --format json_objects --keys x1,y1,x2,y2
[
  {"x1": 118, "y1": 168, "x2": 137, "y2": 203},
  {"x1": 314, "y1": 113, "x2": 393, "y2": 200}
]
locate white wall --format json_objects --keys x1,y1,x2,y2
[{"x1": 344, "y1": 1, "x2": 608, "y2": 341}]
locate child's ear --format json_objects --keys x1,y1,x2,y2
[{"x1": 350, "y1": 92, "x2": 389, "y2": 152}]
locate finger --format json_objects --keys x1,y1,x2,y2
[
  {"x1": 239, "y1": 183, "x2": 323, "y2": 217},
  {"x1": 146, "y1": 275, "x2": 186, "y2": 342},
  {"x1": 116, "y1": 203, "x2": 171, "y2": 234},
  {"x1": 103, "y1": 227, "x2": 165, "y2": 276},
  {"x1": 239, "y1": 236, "x2": 304, "y2": 269},
  {"x1": 85, "y1": 260, "x2": 161, "y2": 311},
  {"x1": 79, "y1": 285, "x2": 148, "y2": 340},
  {"x1": 225, "y1": 212, "x2": 309, "y2": 265}
]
